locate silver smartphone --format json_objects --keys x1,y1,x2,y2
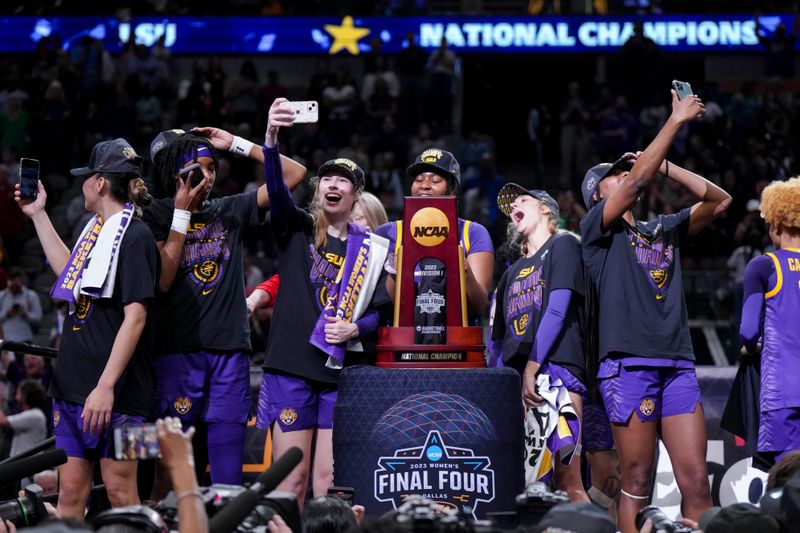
[
  {"x1": 289, "y1": 101, "x2": 319, "y2": 123},
  {"x1": 672, "y1": 80, "x2": 693, "y2": 101}
]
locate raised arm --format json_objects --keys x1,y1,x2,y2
[
  {"x1": 15, "y1": 181, "x2": 70, "y2": 276},
  {"x1": 659, "y1": 160, "x2": 731, "y2": 236},
  {"x1": 154, "y1": 172, "x2": 212, "y2": 293},
  {"x1": 193, "y1": 124, "x2": 307, "y2": 210},
  {"x1": 262, "y1": 98, "x2": 298, "y2": 233},
  {"x1": 602, "y1": 91, "x2": 705, "y2": 229}
]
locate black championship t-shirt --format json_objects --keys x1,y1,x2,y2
[
  {"x1": 142, "y1": 193, "x2": 262, "y2": 354},
  {"x1": 580, "y1": 199, "x2": 693, "y2": 361},
  {"x1": 52, "y1": 220, "x2": 159, "y2": 417},
  {"x1": 263, "y1": 208, "x2": 385, "y2": 384},
  {"x1": 492, "y1": 233, "x2": 586, "y2": 384}
]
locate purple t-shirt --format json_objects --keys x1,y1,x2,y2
[
  {"x1": 741, "y1": 249, "x2": 800, "y2": 411},
  {"x1": 580, "y1": 199, "x2": 693, "y2": 363}
]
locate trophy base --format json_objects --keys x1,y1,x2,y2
[{"x1": 376, "y1": 326, "x2": 485, "y2": 368}]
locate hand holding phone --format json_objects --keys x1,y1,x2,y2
[
  {"x1": 670, "y1": 80, "x2": 704, "y2": 123},
  {"x1": 179, "y1": 162, "x2": 204, "y2": 188},
  {"x1": 671, "y1": 80, "x2": 693, "y2": 101},
  {"x1": 288, "y1": 101, "x2": 319, "y2": 124},
  {"x1": 18, "y1": 158, "x2": 40, "y2": 201}
]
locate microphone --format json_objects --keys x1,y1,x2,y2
[
  {"x1": 250, "y1": 446, "x2": 303, "y2": 494},
  {"x1": 208, "y1": 447, "x2": 303, "y2": 533},
  {"x1": 0, "y1": 340, "x2": 58, "y2": 359},
  {"x1": 0, "y1": 449, "x2": 67, "y2": 487},
  {"x1": 0, "y1": 437, "x2": 55, "y2": 467}
]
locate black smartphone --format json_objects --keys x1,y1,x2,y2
[
  {"x1": 113, "y1": 423, "x2": 160, "y2": 460},
  {"x1": 178, "y1": 162, "x2": 204, "y2": 187},
  {"x1": 327, "y1": 486, "x2": 354, "y2": 504},
  {"x1": 672, "y1": 80, "x2": 693, "y2": 101},
  {"x1": 18, "y1": 158, "x2": 40, "y2": 201}
]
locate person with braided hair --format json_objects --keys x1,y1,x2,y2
[
  {"x1": 15, "y1": 139, "x2": 159, "y2": 518},
  {"x1": 143, "y1": 126, "x2": 306, "y2": 486},
  {"x1": 740, "y1": 177, "x2": 800, "y2": 463}
]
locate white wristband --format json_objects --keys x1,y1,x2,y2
[
  {"x1": 229, "y1": 135, "x2": 256, "y2": 157},
  {"x1": 171, "y1": 209, "x2": 191, "y2": 235}
]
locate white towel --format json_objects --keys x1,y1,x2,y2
[{"x1": 76, "y1": 203, "x2": 135, "y2": 301}]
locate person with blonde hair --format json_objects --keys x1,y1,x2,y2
[
  {"x1": 491, "y1": 184, "x2": 588, "y2": 502},
  {"x1": 350, "y1": 191, "x2": 388, "y2": 231},
  {"x1": 246, "y1": 192, "x2": 388, "y2": 316},
  {"x1": 256, "y1": 98, "x2": 390, "y2": 506},
  {"x1": 740, "y1": 176, "x2": 800, "y2": 463}
]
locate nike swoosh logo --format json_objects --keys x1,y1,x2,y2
[
  {"x1": 72, "y1": 326, "x2": 82, "y2": 331},
  {"x1": 656, "y1": 295, "x2": 664, "y2": 300},
  {"x1": 202, "y1": 289, "x2": 213, "y2": 295}
]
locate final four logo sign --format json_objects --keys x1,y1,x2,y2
[{"x1": 374, "y1": 431, "x2": 495, "y2": 517}]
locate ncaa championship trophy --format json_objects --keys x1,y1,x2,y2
[{"x1": 376, "y1": 196, "x2": 485, "y2": 368}]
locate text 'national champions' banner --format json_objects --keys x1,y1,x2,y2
[{"x1": 1, "y1": 14, "x2": 796, "y2": 55}]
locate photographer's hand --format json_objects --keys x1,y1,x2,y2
[
  {"x1": 156, "y1": 417, "x2": 208, "y2": 533},
  {"x1": 267, "y1": 514, "x2": 293, "y2": 533},
  {"x1": 157, "y1": 417, "x2": 195, "y2": 472},
  {"x1": 0, "y1": 518, "x2": 15, "y2": 533}
]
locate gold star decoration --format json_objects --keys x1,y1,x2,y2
[{"x1": 324, "y1": 16, "x2": 370, "y2": 55}]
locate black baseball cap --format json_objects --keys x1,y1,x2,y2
[
  {"x1": 317, "y1": 158, "x2": 365, "y2": 191},
  {"x1": 703, "y1": 503, "x2": 779, "y2": 533},
  {"x1": 497, "y1": 183, "x2": 560, "y2": 220},
  {"x1": 149, "y1": 128, "x2": 186, "y2": 163},
  {"x1": 580, "y1": 153, "x2": 636, "y2": 209},
  {"x1": 407, "y1": 148, "x2": 461, "y2": 184},
  {"x1": 534, "y1": 503, "x2": 616, "y2": 533},
  {"x1": 70, "y1": 138, "x2": 142, "y2": 177}
]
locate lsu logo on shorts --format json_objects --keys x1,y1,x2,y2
[
  {"x1": 280, "y1": 408, "x2": 298, "y2": 426},
  {"x1": 174, "y1": 397, "x2": 192, "y2": 415},
  {"x1": 639, "y1": 399, "x2": 656, "y2": 417},
  {"x1": 53, "y1": 409, "x2": 61, "y2": 427}
]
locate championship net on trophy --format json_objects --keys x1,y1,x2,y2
[{"x1": 376, "y1": 196, "x2": 485, "y2": 368}]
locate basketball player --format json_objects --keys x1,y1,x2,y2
[{"x1": 580, "y1": 90, "x2": 731, "y2": 532}]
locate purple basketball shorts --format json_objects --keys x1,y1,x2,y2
[
  {"x1": 581, "y1": 397, "x2": 615, "y2": 452},
  {"x1": 155, "y1": 351, "x2": 250, "y2": 425},
  {"x1": 256, "y1": 371, "x2": 337, "y2": 432},
  {"x1": 542, "y1": 362, "x2": 588, "y2": 396},
  {"x1": 507, "y1": 357, "x2": 587, "y2": 396},
  {"x1": 758, "y1": 407, "x2": 800, "y2": 460},
  {"x1": 597, "y1": 359, "x2": 701, "y2": 424},
  {"x1": 53, "y1": 400, "x2": 147, "y2": 459}
]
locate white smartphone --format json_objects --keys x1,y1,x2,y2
[
  {"x1": 289, "y1": 101, "x2": 319, "y2": 123},
  {"x1": 671, "y1": 80, "x2": 693, "y2": 101}
]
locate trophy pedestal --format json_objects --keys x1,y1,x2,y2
[{"x1": 376, "y1": 326, "x2": 485, "y2": 368}]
